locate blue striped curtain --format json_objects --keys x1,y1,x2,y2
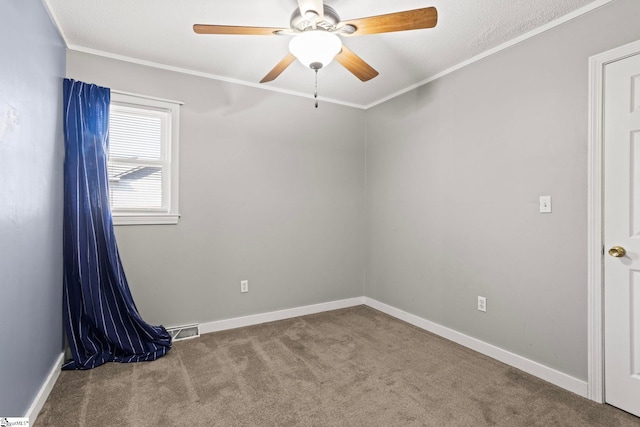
[{"x1": 62, "y1": 79, "x2": 171, "y2": 370}]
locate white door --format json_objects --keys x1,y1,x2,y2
[{"x1": 604, "y1": 52, "x2": 640, "y2": 417}]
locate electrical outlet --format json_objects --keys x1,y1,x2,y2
[
  {"x1": 477, "y1": 296, "x2": 487, "y2": 313},
  {"x1": 240, "y1": 280, "x2": 248, "y2": 293}
]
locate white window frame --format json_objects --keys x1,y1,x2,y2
[{"x1": 108, "y1": 91, "x2": 181, "y2": 225}]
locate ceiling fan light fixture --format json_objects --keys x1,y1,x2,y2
[{"x1": 289, "y1": 30, "x2": 342, "y2": 69}]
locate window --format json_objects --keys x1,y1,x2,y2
[{"x1": 108, "y1": 92, "x2": 180, "y2": 225}]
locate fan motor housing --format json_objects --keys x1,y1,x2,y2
[{"x1": 290, "y1": 5, "x2": 341, "y2": 32}]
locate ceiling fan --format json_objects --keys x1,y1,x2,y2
[{"x1": 193, "y1": 1, "x2": 438, "y2": 84}]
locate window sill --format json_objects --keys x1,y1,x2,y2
[{"x1": 112, "y1": 214, "x2": 180, "y2": 226}]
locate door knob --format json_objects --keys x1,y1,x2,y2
[{"x1": 608, "y1": 246, "x2": 626, "y2": 257}]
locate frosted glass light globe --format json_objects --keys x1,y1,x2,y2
[{"x1": 289, "y1": 30, "x2": 342, "y2": 69}]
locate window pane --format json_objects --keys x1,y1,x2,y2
[
  {"x1": 107, "y1": 92, "x2": 179, "y2": 224},
  {"x1": 109, "y1": 109, "x2": 162, "y2": 160},
  {"x1": 108, "y1": 163, "x2": 163, "y2": 210}
]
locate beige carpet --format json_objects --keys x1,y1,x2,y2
[{"x1": 36, "y1": 306, "x2": 640, "y2": 426}]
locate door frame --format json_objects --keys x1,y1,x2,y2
[{"x1": 588, "y1": 38, "x2": 640, "y2": 403}]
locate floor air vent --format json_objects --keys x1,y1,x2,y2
[{"x1": 166, "y1": 324, "x2": 200, "y2": 341}]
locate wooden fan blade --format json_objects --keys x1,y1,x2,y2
[
  {"x1": 335, "y1": 45, "x2": 379, "y2": 82},
  {"x1": 297, "y1": 0, "x2": 324, "y2": 21},
  {"x1": 193, "y1": 24, "x2": 287, "y2": 36},
  {"x1": 260, "y1": 53, "x2": 297, "y2": 83},
  {"x1": 342, "y1": 7, "x2": 437, "y2": 36}
]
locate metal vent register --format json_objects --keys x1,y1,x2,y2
[{"x1": 166, "y1": 324, "x2": 200, "y2": 341}]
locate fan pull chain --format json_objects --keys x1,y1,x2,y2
[{"x1": 314, "y1": 68, "x2": 319, "y2": 108}]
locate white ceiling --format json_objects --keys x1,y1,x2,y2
[{"x1": 44, "y1": 0, "x2": 605, "y2": 108}]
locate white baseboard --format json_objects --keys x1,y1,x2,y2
[
  {"x1": 364, "y1": 297, "x2": 588, "y2": 397},
  {"x1": 199, "y1": 297, "x2": 366, "y2": 334},
  {"x1": 26, "y1": 351, "x2": 64, "y2": 424}
]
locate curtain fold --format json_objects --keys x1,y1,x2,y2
[{"x1": 62, "y1": 78, "x2": 171, "y2": 370}]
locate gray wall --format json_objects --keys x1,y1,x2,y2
[
  {"x1": 67, "y1": 51, "x2": 366, "y2": 328},
  {"x1": 365, "y1": 0, "x2": 640, "y2": 381},
  {"x1": 0, "y1": 0, "x2": 65, "y2": 416}
]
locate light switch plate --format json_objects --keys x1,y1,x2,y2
[{"x1": 539, "y1": 196, "x2": 552, "y2": 213}]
